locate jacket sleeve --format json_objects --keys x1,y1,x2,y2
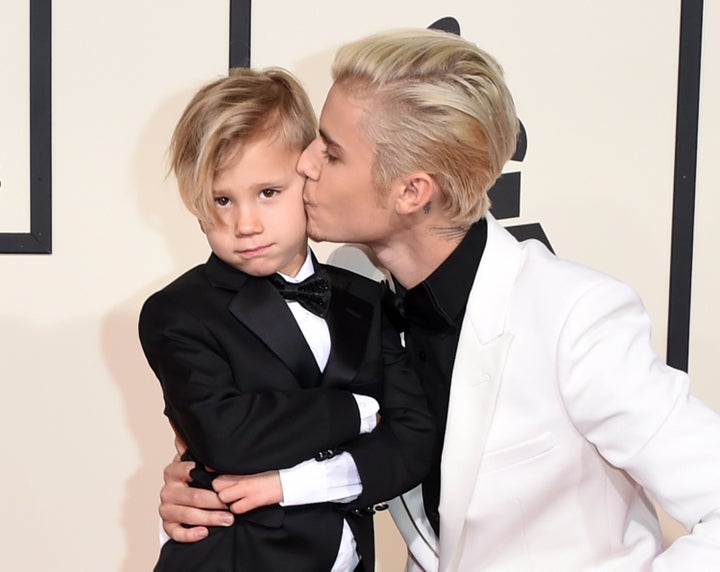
[
  {"x1": 340, "y1": 303, "x2": 436, "y2": 508},
  {"x1": 139, "y1": 293, "x2": 360, "y2": 475},
  {"x1": 557, "y1": 279, "x2": 720, "y2": 570}
]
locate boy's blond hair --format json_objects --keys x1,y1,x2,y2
[
  {"x1": 170, "y1": 67, "x2": 317, "y2": 222},
  {"x1": 332, "y1": 28, "x2": 519, "y2": 224}
]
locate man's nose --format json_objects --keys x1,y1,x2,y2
[{"x1": 297, "y1": 136, "x2": 322, "y2": 180}]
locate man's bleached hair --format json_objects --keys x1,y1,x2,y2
[
  {"x1": 332, "y1": 28, "x2": 519, "y2": 224},
  {"x1": 170, "y1": 67, "x2": 317, "y2": 222}
]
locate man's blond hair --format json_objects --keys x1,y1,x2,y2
[
  {"x1": 170, "y1": 67, "x2": 316, "y2": 222},
  {"x1": 332, "y1": 28, "x2": 519, "y2": 224}
]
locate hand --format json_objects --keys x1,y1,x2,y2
[
  {"x1": 172, "y1": 433, "x2": 186, "y2": 457},
  {"x1": 212, "y1": 471, "x2": 283, "y2": 514},
  {"x1": 159, "y1": 456, "x2": 234, "y2": 542}
]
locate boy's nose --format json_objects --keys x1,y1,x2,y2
[
  {"x1": 233, "y1": 208, "x2": 262, "y2": 236},
  {"x1": 297, "y1": 137, "x2": 322, "y2": 180}
]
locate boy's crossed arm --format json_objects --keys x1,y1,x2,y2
[
  {"x1": 158, "y1": 405, "x2": 378, "y2": 542},
  {"x1": 158, "y1": 304, "x2": 435, "y2": 543}
]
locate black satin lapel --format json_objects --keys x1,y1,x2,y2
[
  {"x1": 323, "y1": 284, "x2": 373, "y2": 387},
  {"x1": 204, "y1": 253, "x2": 248, "y2": 290},
  {"x1": 228, "y1": 279, "x2": 322, "y2": 388}
]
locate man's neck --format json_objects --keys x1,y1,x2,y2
[{"x1": 371, "y1": 215, "x2": 469, "y2": 289}]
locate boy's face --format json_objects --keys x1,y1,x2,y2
[
  {"x1": 202, "y1": 136, "x2": 308, "y2": 278},
  {"x1": 298, "y1": 83, "x2": 394, "y2": 247}
]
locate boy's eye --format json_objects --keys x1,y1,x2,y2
[
  {"x1": 214, "y1": 196, "x2": 231, "y2": 206},
  {"x1": 260, "y1": 188, "x2": 278, "y2": 198}
]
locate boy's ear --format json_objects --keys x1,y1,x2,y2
[
  {"x1": 198, "y1": 219, "x2": 207, "y2": 234},
  {"x1": 393, "y1": 172, "x2": 436, "y2": 215}
]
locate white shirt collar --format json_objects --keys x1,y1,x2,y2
[{"x1": 277, "y1": 248, "x2": 314, "y2": 283}]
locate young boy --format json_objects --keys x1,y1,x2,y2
[{"x1": 139, "y1": 67, "x2": 433, "y2": 571}]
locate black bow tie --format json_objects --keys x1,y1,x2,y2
[{"x1": 268, "y1": 267, "x2": 331, "y2": 318}]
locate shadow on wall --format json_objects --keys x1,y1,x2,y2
[
  {"x1": 0, "y1": 318, "x2": 101, "y2": 569},
  {"x1": 132, "y1": 87, "x2": 211, "y2": 272},
  {"x1": 0, "y1": 313, "x2": 165, "y2": 570},
  {"x1": 101, "y1": 291, "x2": 174, "y2": 572},
  {"x1": 104, "y1": 89, "x2": 216, "y2": 572},
  {"x1": 287, "y1": 45, "x2": 336, "y2": 120}
]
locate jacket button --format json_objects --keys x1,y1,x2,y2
[{"x1": 314, "y1": 448, "x2": 338, "y2": 461}]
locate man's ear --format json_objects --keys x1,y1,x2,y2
[{"x1": 394, "y1": 173, "x2": 436, "y2": 215}]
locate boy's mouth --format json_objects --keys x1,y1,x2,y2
[{"x1": 237, "y1": 244, "x2": 271, "y2": 257}]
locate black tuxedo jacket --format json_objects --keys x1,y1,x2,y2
[{"x1": 139, "y1": 253, "x2": 434, "y2": 571}]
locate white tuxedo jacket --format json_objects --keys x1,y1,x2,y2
[{"x1": 389, "y1": 214, "x2": 720, "y2": 571}]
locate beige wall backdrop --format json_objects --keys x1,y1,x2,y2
[{"x1": 0, "y1": 1, "x2": 716, "y2": 570}]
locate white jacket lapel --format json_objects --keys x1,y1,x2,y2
[
  {"x1": 439, "y1": 331, "x2": 513, "y2": 571},
  {"x1": 438, "y1": 214, "x2": 525, "y2": 571}
]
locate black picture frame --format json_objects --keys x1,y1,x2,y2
[{"x1": 0, "y1": 0, "x2": 52, "y2": 254}]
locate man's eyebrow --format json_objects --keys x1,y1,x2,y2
[{"x1": 318, "y1": 128, "x2": 342, "y2": 151}]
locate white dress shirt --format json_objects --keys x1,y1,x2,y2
[{"x1": 275, "y1": 252, "x2": 379, "y2": 572}]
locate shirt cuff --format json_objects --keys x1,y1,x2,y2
[
  {"x1": 279, "y1": 453, "x2": 362, "y2": 506},
  {"x1": 159, "y1": 517, "x2": 170, "y2": 545},
  {"x1": 353, "y1": 394, "x2": 379, "y2": 434}
]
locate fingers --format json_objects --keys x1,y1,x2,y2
[
  {"x1": 159, "y1": 485, "x2": 234, "y2": 543},
  {"x1": 225, "y1": 492, "x2": 279, "y2": 514},
  {"x1": 160, "y1": 479, "x2": 228, "y2": 511},
  {"x1": 212, "y1": 475, "x2": 258, "y2": 507},
  {"x1": 213, "y1": 478, "x2": 247, "y2": 506},
  {"x1": 160, "y1": 500, "x2": 234, "y2": 530},
  {"x1": 159, "y1": 458, "x2": 232, "y2": 544},
  {"x1": 173, "y1": 435, "x2": 188, "y2": 457},
  {"x1": 212, "y1": 474, "x2": 243, "y2": 492},
  {"x1": 212, "y1": 472, "x2": 283, "y2": 513},
  {"x1": 163, "y1": 460, "x2": 195, "y2": 485},
  {"x1": 158, "y1": 448, "x2": 236, "y2": 544},
  {"x1": 163, "y1": 522, "x2": 209, "y2": 544},
  {"x1": 224, "y1": 486, "x2": 280, "y2": 514},
  {"x1": 228, "y1": 498, "x2": 258, "y2": 515}
]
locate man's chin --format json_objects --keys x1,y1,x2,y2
[
  {"x1": 307, "y1": 220, "x2": 352, "y2": 246},
  {"x1": 306, "y1": 222, "x2": 328, "y2": 243}
]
